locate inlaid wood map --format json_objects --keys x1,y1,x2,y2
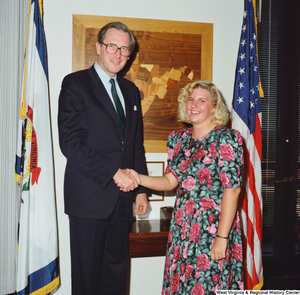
[{"x1": 73, "y1": 15, "x2": 213, "y2": 152}]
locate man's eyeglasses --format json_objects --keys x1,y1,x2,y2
[{"x1": 101, "y1": 42, "x2": 131, "y2": 57}]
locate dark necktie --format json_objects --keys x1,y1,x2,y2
[{"x1": 109, "y1": 78, "x2": 125, "y2": 137}]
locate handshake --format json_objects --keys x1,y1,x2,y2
[{"x1": 113, "y1": 168, "x2": 141, "y2": 192}]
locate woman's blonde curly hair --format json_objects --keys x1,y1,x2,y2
[{"x1": 177, "y1": 80, "x2": 229, "y2": 126}]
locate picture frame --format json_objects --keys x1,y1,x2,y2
[
  {"x1": 146, "y1": 161, "x2": 165, "y2": 201},
  {"x1": 72, "y1": 15, "x2": 213, "y2": 153}
]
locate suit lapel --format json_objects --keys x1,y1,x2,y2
[{"x1": 88, "y1": 67, "x2": 121, "y2": 132}]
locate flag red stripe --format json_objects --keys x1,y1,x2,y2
[
  {"x1": 253, "y1": 114, "x2": 262, "y2": 162},
  {"x1": 247, "y1": 153, "x2": 263, "y2": 246},
  {"x1": 252, "y1": 256, "x2": 260, "y2": 286},
  {"x1": 245, "y1": 265, "x2": 253, "y2": 289}
]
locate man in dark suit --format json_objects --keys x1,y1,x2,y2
[{"x1": 58, "y1": 22, "x2": 148, "y2": 295}]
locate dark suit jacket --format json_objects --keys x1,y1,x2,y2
[{"x1": 58, "y1": 66, "x2": 148, "y2": 219}]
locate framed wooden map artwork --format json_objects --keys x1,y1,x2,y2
[{"x1": 72, "y1": 15, "x2": 213, "y2": 152}]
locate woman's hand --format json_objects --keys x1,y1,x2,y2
[{"x1": 211, "y1": 236, "x2": 228, "y2": 261}]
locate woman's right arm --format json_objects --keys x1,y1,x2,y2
[{"x1": 130, "y1": 170, "x2": 178, "y2": 192}]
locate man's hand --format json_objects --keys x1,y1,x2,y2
[
  {"x1": 127, "y1": 169, "x2": 141, "y2": 184},
  {"x1": 113, "y1": 169, "x2": 138, "y2": 192},
  {"x1": 134, "y1": 193, "x2": 148, "y2": 215}
]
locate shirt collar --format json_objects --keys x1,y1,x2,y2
[{"x1": 94, "y1": 62, "x2": 116, "y2": 86}]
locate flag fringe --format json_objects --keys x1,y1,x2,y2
[
  {"x1": 20, "y1": 0, "x2": 32, "y2": 120},
  {"x1": 253, "y1": 0, "x2": 264, "y2": 99},
  {"x1": 253, "y1": 276, "x2": 264, "y2": 290},
  {"x1": 31, "y1": 275, "x2": 60, "y2": 295},
  {"x1": 15, "y1": 173, "x2": 21, "y2": 184}
]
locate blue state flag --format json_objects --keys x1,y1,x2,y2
[{"x1": 15, "y1": 0, "x2": 60, "y2": 294}]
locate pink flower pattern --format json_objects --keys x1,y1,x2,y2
[
  {"x1": 182, "y1": 176, "x2": 196, "y2": 191},
  {"x1": 173, "y1": 245, "x2": 181, "y2": 262},
  {"x1": 199, "y1": 198, "x2": 216, "y2": 210},
  {"x1": 197, "y1": 168, "x2": 212, "y2": 184},
  {"x1": 191, "y1": 283, "x2": 205, "y2": 295},
  {"x1": 189, "y1": 222, "x2": 200, "y2": 243},
  {"x1": 232, "y1": 243, "x2": 243, "y2": 261},
  {"x1": 192, "y1": 148, "x2": 206, "y2": 161},
  {"x1": 207, "y1": 223, "x2": 217, "y2": 235},
  {"x1": 219, "y1": 171, "x2": 230, "y2": 187},
  {"x1": 197, "y1": 253, "x2": 210, "y2": 271},
  {"x1": 179, "y1": 158, "x2": 192, "y2": 173},
  {"x1": 184, "y1": 200, "x2": 196, "y2": 215},
  {"x1": 170, "y1": 273, "x2": 180, "y2": 293},
  {"x1": 219, "y1": 143, "x2": 235, "y2": 161},
  {"x1": 175, "y1": 208, "x2": 185, "y2": 225},
  {"x1": 181, "y1": 222, "x2": 188, "y2": 240}
]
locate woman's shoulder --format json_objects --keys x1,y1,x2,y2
[
  {"x1": 214, "y1": 125, "x2": 241, "y2": 136},
  {"x1": 167, "y1": 127, "x2": 191, "y2": 140},
  {"x1": 213, "y1": 125, "x2": 243, "y2": 143}
]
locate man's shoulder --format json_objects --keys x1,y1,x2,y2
[{"x1": 64, "y1": 67, "x2": 93, "y2": 82}]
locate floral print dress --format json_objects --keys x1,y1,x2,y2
[{"x1": 162, "y1": 126, "x2": 244, "y2": 295}]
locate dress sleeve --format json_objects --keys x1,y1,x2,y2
[
  {"x1": 217, "y1": 129, "x2": 244, "y2": 188},
  {"x1": 165, "y1": 131, "x2": 176, "y2": 174},
  {"x1": 165, "y1": 131, "x2": 181, "y2": 183}
]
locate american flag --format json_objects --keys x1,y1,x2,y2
[{"x1": 231, "y1": 0, "x2": 264, "y2": 290}]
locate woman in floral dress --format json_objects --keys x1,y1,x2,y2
[{"x1": 128, "y1": 80, "x2": 244, "y2": 294}]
